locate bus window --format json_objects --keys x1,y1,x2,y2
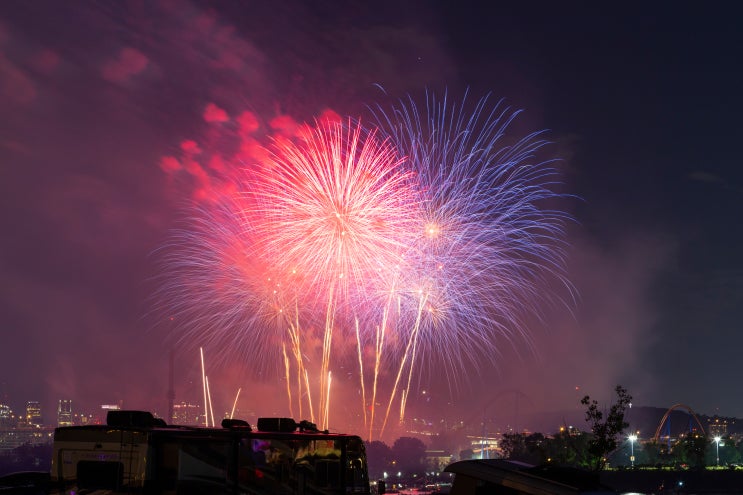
[
  {"x1": 237, "y1": 437, "x2": 346, "y2": 494},
  {"x1": 151, "y1": 437, "x2": 230, "y2": 493},
  {"x1": 315, "y1": 458, "x2": 340, "y2": 488},
  {"x1": 345, "y1": 437, "x2": 370, "y2": 492},
  {"x1": 236, "y1": 437, "x2": 294, "y2": 494},
  {"x1": 148, "y1": 438, "x2": 179, "y2": 491}
]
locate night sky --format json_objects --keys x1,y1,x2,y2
[{"x1": 1, "y1": 1, "x2": 741, "y2": 434}]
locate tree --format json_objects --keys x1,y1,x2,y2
[
  {"x1": 391, "y1": 437, "x2": 427, "y2": 476},
  {"x1": 642, "y1": 440, "x2": 662, "y2": 466},
  {"x1": 523, "y1": 433, "x2": 548, "y2": 464},
  {"x1": 500, "y1": 432, "x2": 548, "y2": 464},
  {"x1": 546, "y1": 428, "x2": 592, "y2": 468},
  {"x1": 365, "y1": 440, "x2": 392, "y2": 479},
  {"x1": 500, "y1": 432, "x2": 528, "y2": 461},
  {"x1": 581, "y1": 385, "x2": 632, "y2": 471},
  {"x1": 673, "y1": 433, "x2": 706, "y2": 468},
  {"x1": 705, "y1": 435, "x2": 739, "y2": 467}
]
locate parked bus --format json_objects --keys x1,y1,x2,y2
[{"x1": 50, "y1": 410, "x2": 370, "y2": 494}]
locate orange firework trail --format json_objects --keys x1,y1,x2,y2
[
  {"x1": 354, "y1": 318, "x2": 367, "y2": 429},
  {"x1": 281, "y1": 343, "x2": 293, "y2": 418}
]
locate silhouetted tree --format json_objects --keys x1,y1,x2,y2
[
  {"x1": 725, "y1": 438, "x2": 741, "y2": 465},
  {"x1": 642, "y1": 440, "x2": 662, "y2": 466},
  {"x1": 365, "y1": 440, "x2": 392, "y2": 479},
  {"x1": 524, "y1": 433, "x2": 549, "y2": 464},
  {"x1": 500, "y1": 432, "x2": 528, "y2": 461},
  {"x1": 391, "y1": 437, "x2": 427, "y2": 476},
  {"x1": 674, "y1": 433, "x2": 706, "y2": 468},
  {"x1": 546, "y1": 429, "x2": 592, "y2": 468},
  {"x1": 706, "y1": 435, "x2": 739, "y2": 466},
  {"x1": 581, "y1": 385, "x2": 632, "y2": 470},
  {"x1": 500, "y1": 432, "x2": 555, "y2": 465}
]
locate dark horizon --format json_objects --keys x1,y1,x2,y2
[{"x1": 0, "y1": 395, "x2": 737, "y2": 444}]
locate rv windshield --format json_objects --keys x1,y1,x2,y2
[{"x1": 236, "y1": 434, "x2": 368, "y2": 494}]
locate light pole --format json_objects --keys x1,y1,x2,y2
[
  {"x1": 714, "y1": 436, "x2": 721, "y2": 466},
  {"x1": 628, "y1": 434, "x2": 637, "y2": 468}
]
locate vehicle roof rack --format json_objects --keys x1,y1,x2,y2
[
  {"x1": 255, "y1": 417, "x2": 330, "y2": 433},
  {"x1": 257, "y1": 417, "x2": 296, "y2": 432},
  {"x1": 221, "y1": 418, "x2": 251, "y2": 430},
  {"x1": 298, "y1": 420, "x2": 327, "y2": 433}
]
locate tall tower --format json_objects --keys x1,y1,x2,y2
[
  {"x1": 58, "y1": 399, "x2": 73, "y2": 426},
  {"x1": 168, "y1": 349, "x2": 175, "y2": 424}
]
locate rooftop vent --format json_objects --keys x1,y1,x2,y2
[
  {"x1": 257, "y1": 417, "x2": 297, "y2": 432},
  {"x1": 107, "y1": 410, "x2": 166, "y2": 428},
  {"x1": 221, "y1": 418, "x2": 251, "y2": 430}
]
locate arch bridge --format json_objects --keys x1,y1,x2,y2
[{"x1": 653, "y1": 403, "x2": 706, "y2": 443}]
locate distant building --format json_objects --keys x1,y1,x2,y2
[
  {"x1": 74, "y1": 413, "x2": 93, "y2": 425},
  {"x1": 708, "y1": 417, "x2": 728, "y2": 438},
  {"x1": 425, "y1": 449, "x2": 454, "y2": 472},
  {"x1": 58, "y1": 400, "x2": 73, "y2": 427},
  {"x1": 0, "y1": 425, "x2": 54, "y2": 452},
  {"x1": 0, "y1": 404, "x2": 13, "y2": 427},
  {"x1": 467, "y1": 435, "x2": 499, "y2": 459},
  {"x1": 172, "y1": 402, "x2": 202, "y2": 426},
  {"x1": 26, "y1": 401, "x2": 42, "y2": 426},
  {"x1": 95, "y1": 403, "x2": 122, "y2": 425}
]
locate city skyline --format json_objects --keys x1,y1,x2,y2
[
  {"x1": 1, "y1": 1, "x2": 741, "y2": 435},
  {"x1": 1, "y1": 388, "x2": 741, "y2": 440}
]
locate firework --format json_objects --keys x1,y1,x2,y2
[
  {"x1": 367, "y1": 91, "x2": 571, "y2": 434},
  {"x1": 248, "y1": 119, "x2": 420, "y2": 299},
  {"x1": 230, "y1": 388, "x2": 242, "y2": 419},
  {"x1": 156, "y1": 92, "x2": 571, "y2": 438},
  {"x1": 157, "y1": 118, "x2": 421, "y2": 430},
  {"x1": 246, "y1": 119, "x2": 421, "y2": 428},
  {"x1": 154, "y1": 196, "x2": 287, "y2": 370}
]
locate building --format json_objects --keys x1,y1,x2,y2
[
  {"x1": 466, "y1": 435, "x2": 499, "y2": 459},
  {"x1": 58, "y1": 399, "x2": 73, "y2": 427},
  {"x1": 93, "y1": 403, "x2": 122, "y2": 425},
  {"x1": 25, "y1": 401, "x2": 42, "y2": 426},
  {"x1": 0, "y1": 404, "x2": 12, "y2": 427},
  {"x1": 425, "y1": 449, "x2": 453, "y2": 473},
  {"x1": 708, "y1": 417, "x2": 728, "y2": 438},
  {"x1": 172, "y1": 401, "x2": 203, "y2": 426}
]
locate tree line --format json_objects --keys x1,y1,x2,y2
[
  {"x1": 365, "y1": 436, "x2": 429, "y2": 479},
  {"x1": 501, "y1": 386, "x2": 743, "y2": 470}
]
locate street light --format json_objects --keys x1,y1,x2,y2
[
  {"x1": 714, "y1": 436, "x2": 721, "y2": 466},
  {"x1": 628, "y1": 434, "x2": 637, "y2": 468}
]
